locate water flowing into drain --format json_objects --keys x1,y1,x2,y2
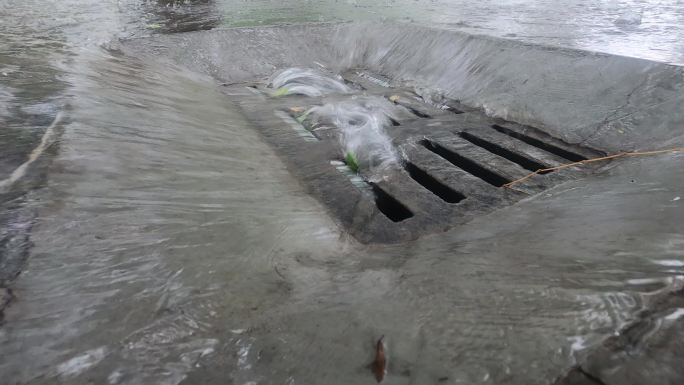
[
  {"x1": 269, "y1": 67, "x2": 352, "y2": 97},
  {"x1": 490, "y1": 125, "x2": 588, "y2": 162},
  {"x1": 458, "y1": 132, "x2": 550, "y2": 173},
  {"x1": 307, "y1": 97, "x2": 401, "y2": 177},
  {"x1": 419, "y1": 139, "x2": 512, "y2": 187},
  {"x1": 238, "y1": 67, "x2": 607, "y2": 241}
]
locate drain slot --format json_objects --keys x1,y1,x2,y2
[
  {"x1": 274, "y1": 110, "x2": 318, "y2": 142},
  {"x1": 344, "y1": 79, "x2": 366, "y2": 90},
  {"x1": 386, "y1": 96, "x2": 432, "y2": 118},
  {"x1": 491, "y1": 125, "x2": 587, "y2": 162},
  {"x1": 340, "y1": 157, "x2": 414, "y2": 222},
  {"x1": 420, "y1": 139, "x2": 511, "y2": 187},
  {"x1": 358, "y1": 72, "x2": 391, "y2": 88},
  {"x1": 458, "y1": 132, "x2": 549, "y2": 173},
  {"x1": 370, "y1": 183, "x2": 414, "y2": 222},
  {"x1": 404, "y1": 162, "x2": 465, "y2": 203},
  {"x1": 445, "y1": 106, "x2": 463, "y2": 114},
  {"x1": 404, "y1": 105, "x2": 431, "y2": 119},
  {"x1": 331, "y1": 160, "x2": 373, "y2": 195}
]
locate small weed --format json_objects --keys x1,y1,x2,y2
[
  {"x1": 345, "y1": 152, "x2": 359, "y2": 173},
  {"x1": 272, "y1": 87, "x2": 290, "y2": 97}
]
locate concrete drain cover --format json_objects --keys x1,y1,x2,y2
[{"x1": 224, "y1": 71, "x2": 606, "y2": 244}]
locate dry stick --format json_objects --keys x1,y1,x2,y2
[{"x1": 503, "y1": 146, "x2": 684, "y2": 188}]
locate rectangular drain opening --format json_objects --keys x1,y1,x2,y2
[
  {"x1": 370, "y1": 183, "x2": 414, "y2": 222},
  {"x1": 402, "y1": 104, "x2": 431, "y2": 119},
  {"x1": 386, "y1": 96, "x2": 432, "y2": 119},
  {"x1": 344, "y1": 79, "x2": 366, "y2": 90},
  {"x1": 274, "y1": 110, "x2": 318, "y2": 142},
  {"x1": 404, "y1": 162, "x2": 465, "y2": 204},
  {"x1": 445, "y1": 106, "x2": 463, "y2": 114},
  {"x1": 420, "y1": 139, "x2": 511, "y2": 187},
  {"x1": 490, "y1": 124, "x2": 588, "y2": 162},
  {"x1": 340, "y1": 156, "x2": 414, "y2": 222},
  {"x1": 458, "y1": 132, "x2": 550, "y2": 173},
  {"x1": 331, "y1": 160, "x2": 373, "y2": 195},
  {"x1": 358, "y1": 72, "x2": 392, "y2": 88}
]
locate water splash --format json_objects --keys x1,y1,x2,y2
[
  {"x1": 307, "y1": 96, "x2": 400, "y2": 177},
  {"x1": 269, "y1": 68, "x2": 351, "y2": 97}
]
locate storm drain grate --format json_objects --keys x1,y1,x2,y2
[
  {"x1": 420, "y1": 139, "x2": 512, "y2": 188},
  {"x1": 490, "y1": 124, "x2": 588, "y2": 162},
  {"x1": 457, "y1": 131, "x2": 550, "y2": 174},
  {"x1": 404, "y1": 161, "x2": 466, "y2": 204},
  {"x1": 225, "y1": 70, "x2": 606, "y2": 243},
  {"x1": 370, "y1": 183, "x2": 414, "y2": 222}
]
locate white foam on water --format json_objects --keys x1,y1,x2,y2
[
  {"x1": 652, "y1": 259, "x2": 684, "y2": 267},
  {"x1": 567, "y1": 335, "x2": 589, "y2": 353},
  {"x1": 270, "y1": 67, "x2": 351, "y2": 97},
  {"x1": 664, "y1": 308, "x2": 684, "y2": 321},
  {"x1": 57, "y1": 346, "x2": 107, "y2": 377},
  {"x1": 626, "y1": 277, "x2": 665, "y2": 285},
  {"x1": 107, "y1": 369, "x2": 123, "y2": 384}
]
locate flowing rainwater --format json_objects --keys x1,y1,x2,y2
[
  {"x1": 1, "y1": 1, "x2": 684, "y2": 384},
  {"x1": 270, "y1": 67, "x2": 352, "y2": 97},
  {"x1": 307, "y1": 96, "x2": 401, "y2": 177}
]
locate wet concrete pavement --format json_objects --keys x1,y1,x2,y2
[
  {"x1": 116, "y1": 22, "x2": 684, "y2": 384},
  {"x1": 1, "y1": 1, "x2": 684, "y2": 385},
  {"x1": 556, "y1": 286, "x2": 684, "y2": 385}
]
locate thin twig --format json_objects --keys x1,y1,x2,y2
[{"x1": 503, "y1": 146, "x2": 684, "y2": 188}]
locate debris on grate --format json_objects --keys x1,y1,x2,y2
[{"x1": 224, "y1": 70, "x2": 606, "y2": 243}]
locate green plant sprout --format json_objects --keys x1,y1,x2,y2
[
  {"x1": 272, "y1": 87, "x2": 290, "y2": 97},
  {"x1": 345, "y1": 151, "x2": 359, "y2": 173}
]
